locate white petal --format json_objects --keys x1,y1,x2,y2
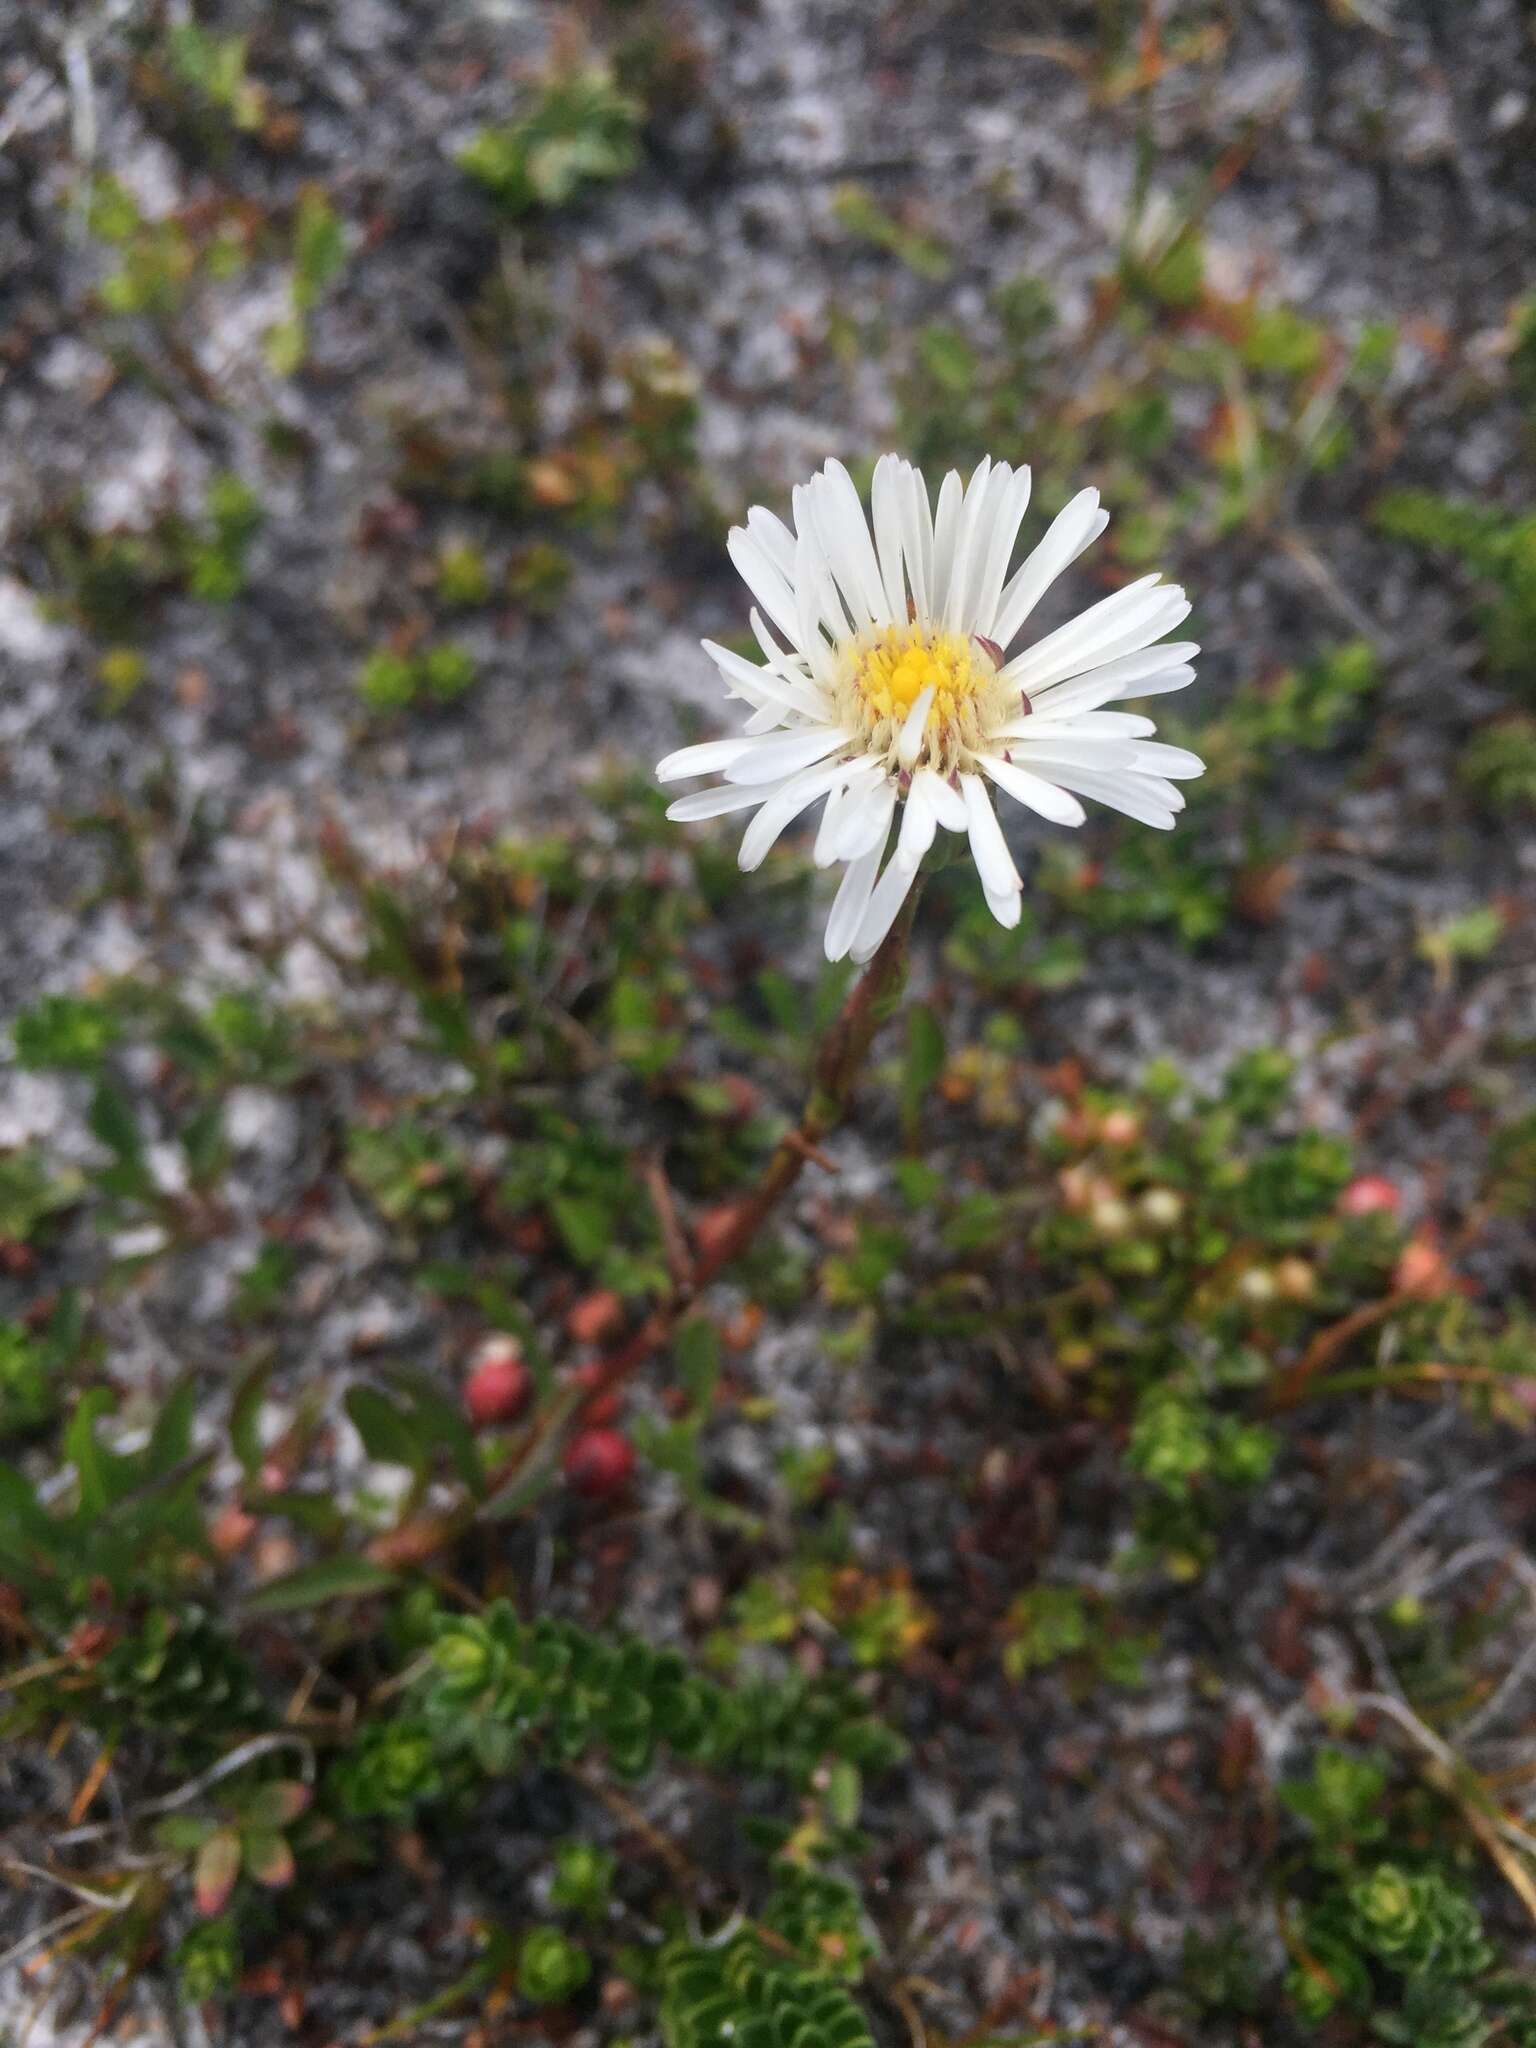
[
  {"x1": 833, "y1": 777, "x2": 897, "y2": 862},
  {"x1": 793, "y1": 483, "x2": 860, "y2": 637},
  {"x1": 814, "y1": 782, "x2": 848, "y2": 867},
  {"x1": 992, "y1": 489, "x2": 1106, "y2": 650},
  {"x1": 1037, "y1": 640, "x2": 1200, "y2": 700},
  {"x1": 1010, "y1": 589, "x2": 1192, "y2": 697},
  {"x1": 929, "y1": 469, "x2": 965, "y2": 622},
  {"x1": 980, "y1": 754, "x2": 1088, "y2": 827},
  {"x1": 728, "y1": 527, "x2": 801, "y2": 651},
  {"x1": 900, "y1": 463, "x2": 934, "y2": 618},
  {"x1": 850, "y1": 852, "x2": 921, "y2": 963},
  {"x1": 1004, "y1": 575, "x2": 1162, "y2": 684},
  {"x1": 703, "y1": 639, "x2": 827, "y2": 719},
  {"x1": 914, "y1": 766, "x2": 967, "y2": 833},
  {"x1": 1131, "y1": 742, "x2": 1205, "y2": 779},
  {"x1": 813, "y1": 760, "x2": 883, "y2": 866},
  {"x1": 895, "y1": 777, "x2": 936, "y2": 871},
  {"x1": 749, "y1": 607, "x2": 785, "y2": 661},
  {"x1": 1115, "y1": 664, "x2": 1197, "y2": 700},
  {"x1": 745, "y1": 504, "x2": 797, "y2": 579},
  {"x1": 1023, "y1": 644, "x2": 1198, "y2": 717},
  {"x1": 971, "y1": 465, "x2": 1032, "y2": 639},
  {"x1": 871, "y1": 454, "x2": 910, "y2": 622},
  {"x1": 1017, "y1": 667, "x2": 1195, "y2": 724},
  {"x1": 1040, "y1": 766, "x2": 1179, "y2": 829},
  {"x1": 960, "y1": 772, "x2": 1022, "y2": 897},
  {"x1": 723, "y1": 726, "x2": 851, "y2": 785},
  {"x1": 942, "y1": 458, "x2": 997, "y2": 631},
  {"x1": 1005, "y1": 737, "x2": 1146, "y2": 774},
  {"x1": 984, "y1": 884, "x2": 1023, "y2": 930},
  {"x1": 825, "y1": 841, "x2": 884, "y2": 962},
  {"x1": 736, "y1": 761, "x2": 849, "y2": 871},
  {"x1": 666, "y1": 783, "x2": 772, "y2": 822},
  {"x1": 658, "y1": 737, "x2": 750, "y2": 783},
  {"x1": 791, "y1": 522, "x2": 845, "y2": 673},
  {"x1": 1027, "y1": 711, "x2": 1156, "y2": 738},
  {"x1": 895, "y1": 684, "x2": 936, "y2": 768},
  {"x1": 817, "y1": 460, "x2": 890, "y2": 625}
]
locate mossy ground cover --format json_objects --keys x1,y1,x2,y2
[{"x1": 2, "y1": 3, "x2": 1535, "y2": 2044}]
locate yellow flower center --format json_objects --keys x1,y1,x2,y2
[{"x1": 838, "y1": 623, "x2": 1012, "y2": 778}]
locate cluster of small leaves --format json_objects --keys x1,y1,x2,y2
[
  {"x1": 760, "y1": 1863, "x2": 874, "y2": 1983},
  {"x1": 0, "y1": 1145, "x2": 81, "y2": 1248},
  {"x1": 720, "y1": 1563, "x2": 933, "y2": 1673},
  {"x1": 10, "y1": 981, "x2": 302, "y2": 1229},
  {"x1": 517, "y1": 1926, "x2": 592, "y2": 2003},
  {"x1": 180, "y1": 471, "x2": 264, "y2": 602},
  {"x1": 1460, "y1": 716, "x2": 1536, "y2": 811},
  {"x1": 328, "y1": 1715, "x2": 444, "y2": 1821},
  {"x1": 346, "y1": 1120, "x2": 469, "y2": 1230},
  {"x1": 158, "y1": 23, "x2": 265, "y2": 136},
  {"x1": 0, "y1": 1384, "x2": 206, "y2": 1615},
  {"x1": 1002, "y1": 1582, "x2": 1155, "y2": 1689},
  {"x1": 501, "y1": 1111, "x2": 669, "y2": 1288},
  {"x1": 175, "y1": 1915, "x2": 243, "y2": 2002},
  {"x1": 1281, "y1": 1750, "x2": 1536, "y2": 2045},
  {"x1": 0, "y1": 1301, "x2": 80, "y2": 1443},
  {"x1": 459, "y1": 65, "x2": 643, "y2": 217},
  {"x1": 659, "y1": 1932, "x2": 875, "y2": 2048},
  {"x1": 29, "y1": 470, "x2": 263, "y2": 648},
  {"x1": 1374, "y1": 491, "x2": 1536, "y2": 691},
  {"x1": 1014, "y1": 1053, "x2": 1370, "y2": 1569},
  {"x1": 411, "y1": 1600, "x2": 903, "y2": 1788},
  {"x1": 86, "y1": 173, "x2": 201, "y2": 317}
]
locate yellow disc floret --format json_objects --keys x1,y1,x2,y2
[{"x1": 837, "y1": 623, "x2": 1015, "y2": 779}]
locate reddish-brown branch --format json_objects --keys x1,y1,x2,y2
[{"x1": 1269, "y1": 1292, "x2": 1406, "y2": 1411}]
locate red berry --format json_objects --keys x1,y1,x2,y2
[
  {"x1": 563, "y1": 1427, "x2": 634, "y2": 1500},
  {"x1": 1339, "y1": 1175, "x2": 1402, "y2": 1217},
  {"x1": 464, "y1": 1337, "x2": 530, "y2": 1428}
]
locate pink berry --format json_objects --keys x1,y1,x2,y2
[
  {"x1": 464, "y1": 1337, "x2": 530, "y2": 1428},
  {"x1": 1338, "y1": 1175, "x2": 1402, "y2": 1217}
]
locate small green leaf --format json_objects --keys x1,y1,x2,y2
[
  {"x1": 229, "y1": 1356, "x2": 271, "y2": 1480},
  {"x1": 674, "y1": 1317, "x2": 720, "y2": 1405},
  {"x1": 241, "y1": 1780, "x2": 312, "y2": 1830},
  {"x1": 345, "y1": 1384, "x2": 424, "y2": 1474},
  {"x1": 242, "y1": 1555, "x2": 400, "y2": 1614},
  {"x1": 243, "y1": 1827, "x2": 295, "y2": 1889}
]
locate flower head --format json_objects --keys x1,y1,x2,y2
[{"x1": 658, "y1": 456, "x2": 1203, "y2": 961}]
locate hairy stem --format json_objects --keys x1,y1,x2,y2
[{"x1": 576, "y1": 880, "x2": 924, "y2": 1402}]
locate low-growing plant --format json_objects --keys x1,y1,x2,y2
[{"x1": 459, "y1": 65, "x2": 643, "y2": 216}]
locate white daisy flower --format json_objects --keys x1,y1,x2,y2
[{"x1": 658, "y1": 456, "x2": 1203, "y2": 963}]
